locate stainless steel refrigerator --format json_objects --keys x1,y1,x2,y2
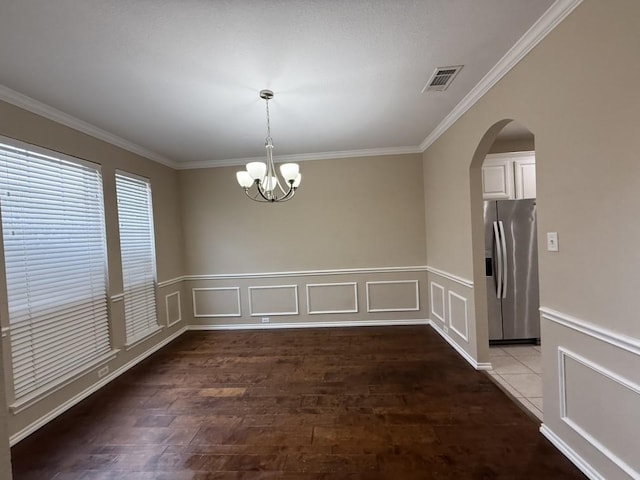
[{"x1": 484, "y1": 199, "x2": 540, "y2": 343}]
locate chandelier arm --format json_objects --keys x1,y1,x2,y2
[
  {"x1": 278, "y1": 183, "x2": 296, "y2": 201},
  {"x1": 256, "y1": 184, "x2": 275, "y2": 202},
  {"x1": 245, "y1": 187, "x2": 273, "y2": 203},
  {"x1": 278, "y1": 187, "x2": 297, "y2": 202},
  {"x1": 244, "y1": 188, "x2": 262, "y2": 202}
]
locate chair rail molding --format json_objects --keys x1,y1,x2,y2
[
  {"x1": 183, "y1": 265, "x2": 428, "y2": 281},
  {"x1": 540, "y1": 307, "x2": 640, "y2": 357},
  {"x1": 426, "y1": 266, "x2": 473, "y2": 288}
]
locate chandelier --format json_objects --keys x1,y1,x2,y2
[{"x1": 236, "y1": 89, "x2": 301, "y2": 202}]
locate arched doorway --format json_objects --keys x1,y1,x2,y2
[{"x1": 470, "y1": 120, "x2": 543, "y2": 420}]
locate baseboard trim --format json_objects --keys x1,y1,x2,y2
[
  {"x1": 187, "y1": 319, "x2": 429, "y2": 331},
  {"x1": 10, "y1": 327, "x2": 187, "y2": 446},
  {"x1": 540, "y1": 424, "x2": 605, "y2": 480},
  {"x1": 429, "y1": 319, "x2": 491, "y2": 370}
]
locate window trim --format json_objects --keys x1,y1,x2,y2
[
  {"x1": 0, "y1": 135, "x2": 118, "y2": 408},
  {"x1": 115, "y1": 169, "x2": 161, "y2": 348}
]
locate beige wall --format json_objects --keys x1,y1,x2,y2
[
  {"x1": 488, "y1": 136, "x2": 534, "y2": 154},
  {"x1": 423, "y1": 0, "x2": 640, "y2": 477},
  {"x1": 0, "y1": 100, "x2": 187, "y2": 442},
  {"x1": 179, "y1": 153, "x2": 427, "y2": 274},
  {"x1": 178, "y1": 153, "x2": 429, "y2": 329},
  {"x1": 1, "y1": 1, "x2": 638, "y2": 477}
]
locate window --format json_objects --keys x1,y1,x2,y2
[
  {"x1": 0, "y1": 139, "x2": 112, "y2": 405},
  {"x1": 115, "y1": 171, "x2": 159, "y2": 346}
]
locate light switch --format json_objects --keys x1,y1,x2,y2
[{"x1": 547, "y1": 232, "x2": 559, "y2": 252}]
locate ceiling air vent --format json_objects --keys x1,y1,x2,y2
[{"x1": 422, "y1": 65, "x2": 463, "y2": 93}]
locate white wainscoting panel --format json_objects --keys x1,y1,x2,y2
[
  {"x1": 447, "y1": 290, "x2": 469, "y2": 342},
  {"x1": 165, "y1": 291, "x2": 182, "y2": 327},
  {"x1": 248, "y1": 285, "x2": 299, "y2": 316},
  {"x1": 558, "y1": 348, "x2": 640, "y2": 479},
  {"x1": 192, "y1": 287, "x2": 241, "y2": 318},
  {"x1": 306, "y1": 282, "x2": 358, "y2": 315},
  {"x1": 366, "y1": 280, "x2": 420, "y2": 313},
  {"x1": 430, "y1": 282, "x2": 445, "y2": 323}
]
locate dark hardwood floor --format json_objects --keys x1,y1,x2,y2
[{"x1": 11, "y1": 326, "x2": 586, "y2": 479}]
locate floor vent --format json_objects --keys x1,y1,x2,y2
[{"x1": 422, "y1": 65, "x2": 463, "y2": 93}]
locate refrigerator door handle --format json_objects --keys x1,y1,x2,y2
[
  {"x1": 493, "y1": 221, "x2": 502, "y2": 298},
  {"x1": 498, "y1": 220, "x2": 508, "y2": 299}
]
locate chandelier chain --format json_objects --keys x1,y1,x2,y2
[{"x1": 265, "y1": 97, "x2": 272, "y2": 143}]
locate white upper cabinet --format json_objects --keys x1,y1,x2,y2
[
  {"x1": 514, "y1": 155, "x2": 536, "y2": 199},
  {"x1": 482, "y1": 157, "x2": 514, "y2": 200},
  {"x1": 482, "y1": 151, "x2": 536, "y2": 200}
]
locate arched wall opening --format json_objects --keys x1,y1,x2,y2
[{"x1": 469, "y1": 119, "x2": 542, "y2": 418}]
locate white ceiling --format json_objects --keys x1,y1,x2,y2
[{"x1": 0, "y1": 1, "x2": 557, "y2": 167}]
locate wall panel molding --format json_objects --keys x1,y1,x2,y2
[
  {"x1": 306, "y1": 282, "x2": 358, "y2": 315},
  {"x1": 366, "y1": 280, "x2": 420, "y2": 313},
  {"x1": 192, "y1": 287, "x2": 241, "y2": 318},
  {"x1": 558, "y1": 348, "x2": 640, "y2": 479},
  {"x1": 426, "y1": 266, "x2": 473, "y2": 288},
  {"x1": 448, "y1": 290, "x2": 469, "y2": 342},
  {"x1": 541, "y1": 307, "x2": 640, "y2": 357},
  {"x1": 430, "y1": 282, "x2": 445, "y2": 323},
  {"x1": 165, "y1": 291, "x2": 182, "y2": 327},
  {"x1": 248, "y1": 285, "x2": 299, "y2": 316}
]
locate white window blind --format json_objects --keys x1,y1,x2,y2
[
  {"x1": 0, "y1": 140, "x2": 111, "y2": 402},
  {"x1": 115, "y1": 171, "x2": 159, "y2": 345}
]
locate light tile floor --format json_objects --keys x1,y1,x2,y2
[{"x1": 488, "y1": 345, "x2": 543, "y2": 420}]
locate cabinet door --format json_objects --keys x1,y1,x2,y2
[
  {"x1": 514, "y1": 157, "x2": 536, "y2": 199},
  {"x1": 482, "y1": 159, "x2": 514, "y2": 200}
]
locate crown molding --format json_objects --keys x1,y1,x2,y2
[
  {"x1": 419, "y1": 0, "x2": 584, "y2": 152},
  {"x1": 0, "y1": 82, "x2": 418, "y2": 171},
  {"x1": 0, "y1": 84, "x2": 179, "y2": 169},
  {"x1": 175, "y1": 145, "x2": 423, "y2": 170},
  {"x1": 0, "y1": 0, "x2": 582, "y2": 170}
]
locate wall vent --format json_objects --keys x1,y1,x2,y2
[{"x1": 422, "y1": 65, "x2": 463, "y2": 93}]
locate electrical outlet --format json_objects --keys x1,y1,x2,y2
[
  {"x1": 261, "y1": 317, "x2": 270, "y2": 324},
  {"x1": 98, "y1": 366, "x2": 109, "y2": 378}
]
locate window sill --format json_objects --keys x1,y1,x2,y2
[
  {"x1": 124, "y1": 325, "x2": 164, "y2": 351},
  {"x1": 10, "y1": 349, "x2": 120, "y2": 415}
]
